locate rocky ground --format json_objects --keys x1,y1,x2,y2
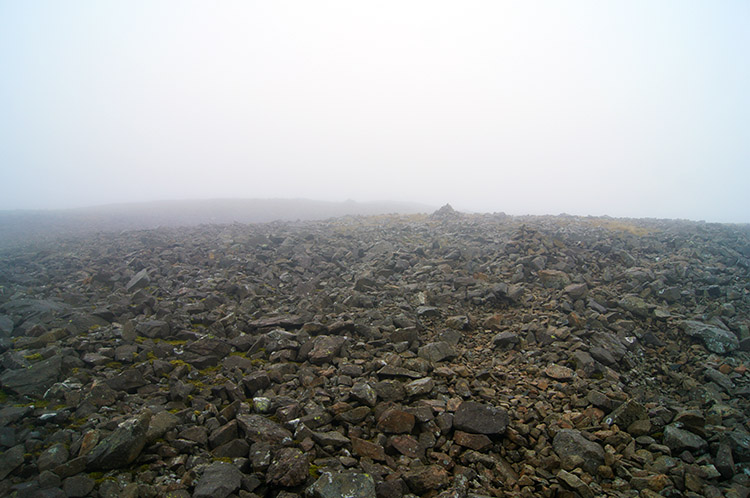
[{"x1": 0, "y1": 206, "x2": 749, "y2": 498}]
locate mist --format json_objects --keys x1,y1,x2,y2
[{"x1": 1, "y1": 1, "x2": 748, "y2": 223}]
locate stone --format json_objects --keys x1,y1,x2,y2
[
  {"x1": 680, "y1": 320, "x2": 739, "y2": 354},
  {"x1": 307, "y1": 335, "x2": 347, "y2": 364},
  {"x1": 237, "y1": 414, "x2": 293, "y2": 445},
  {"x1": 553, "y1": 429, "x2": 605, "y2": 474},
  {"x1": 454, "y1": 430, "x2": 492, "y2": 451},
  {"x1": 0, "y1": 444, "x2": 24, "y2": 480},
  {"x1": 62, "y1": 475, "x2": 96, "y2": 498},
  {"x1": 377, "y1": 409, "x2": 415, "y2": 434},
  {"x1": 86, "y1": 411, "x2": 151, "y2": 470},
  {"x1": 404, "y1": 377, "x2": 434, "y2": 397},
  {"x1": 351, "y1": 436, "x2": 386, "y2": 461},
  {"x1": 492, "y1": 331, "x2": 519, "y2": 349},
  {"x1": 402, "y1": 465, "x2": 450, "y2": 494},
  {"x1": 193, "y1": 462, "x2": 242, "y2": 498},
  {"x1": 350, "y1": 381, "x2": 377, "y2": 407},
  {"x1": 0, "y1": 354, "x2": 61, "y2": 396},
  {"x1": 538, "y1": 269, "x2": 570, "y2": 289},
  {"x1": 38, "y1": 443, "x2": 69, "y2": 472},
  {"x1": 145, "y1": 410, "x2": 179, "y2": 443},
  {"x1": 544, "y1": 363, "x2": 575, "y2": 381},
  {"x1": 557, "y1": 469, "x2": 594, "y2": 498},
  {"x1": 604, "y1": 399, "x2": 647, "y2": 429},
  {"x1": 125, "y1": 269, "x2": 150, "y2": 292},
  {"x1": 453, "y1": 401, "x2": 509, "y2": 435},
  {"x1": 266, "y1": 447, "x2": 309, "y2": 487},
  {"x1": 418, "y1": 341, "x2": 456, "y2": 362},
  {"x1": 663, "y1": 425, "x2": 708, "y2": 453},
  {"x1": 308, "y1": 472, "x2": 376, "y2": 498},
  {"x1": 618, "y1": 295, "x2": 651, "y2": 318}
]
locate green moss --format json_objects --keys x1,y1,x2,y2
[
  {"x1": 229, "y1": 351, "x2": 248, "y2": 358},
  {"x1": 0, "y1": 389, "x2": 7, "y2": 403},
  {"x1": 170, "y1": 359, "x2": 190, "y2": 369},
  {"x1": 134, "y1": 336, "x2": 146, "y2": 344},
  {"x1": 309, "y1": 464, "x2": 322, "y2": 478},
  {"x1": 24, "y1": 353, "x2": 43, "y2": 362},
  {"x1": 165, "y1": 340, "x2": 186, "y2": 346},
  {"x1": 199, "y1": 365, "x2": 220, "y2": 375},
  {"x1": 105, "y1": 361, "x2": 122, "y2": 369},
  {"x1": 250, "y1": 358, "x2": 266, "y2": 366}
]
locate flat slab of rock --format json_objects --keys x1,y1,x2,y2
[
  {"x1": 308, "y1": 472, "x2": 376, "y2": 498},
  {"x1": 453, "y1": 401, "x2": 509, "y2": 435},
  {"x1": 86, "y1": 411, "x2": 151, "y2": 470},
  {"x1": 680, "y1": 320, "x2": 739, "y2": 354},
  {"x1": 237, "y1": 414, "x2": 293, "y2": 445},
  {"x1": 193, "y1": 462, "x2": 242, "y2": 498},
  {"x1": 544, "y1": 364, "x2": 575, "y2": 381}
]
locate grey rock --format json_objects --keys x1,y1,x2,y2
[
  {"x1": 663, "y1": 425, "x2": 708, "y2": 453},
  {"x1": 308, "y1": 472, "x2": 376, "y2": 498},
  {"x1": 266, "y1": 447, "x2": 309, "y2": 487},
  {"x1": 0, "y1": 354, "x2": 61, "y2": 396},
  {"x1": 350, "y1": 381, "x2": 377, "y2": 407},
  {"x1": 680, "y1": 320, "x2": 739, "y2": 354},
  {"x1": 492, "y1": 331, "x2": 519, "y2": 349},
  {"x1": 237, "y1": 414, "x2": 293, "y2": 445},
  {"x1": 618, "y1": 295, "x2": 652, "y2": 318},
  {"x1": 38, "y1": 443, "x2": 69, "y2": 472},
  {"x1": 125, "y1": 269, "x2": 150, "y2": 292},
  {"x1": 603, "y1": 400, "x2": 647, "y2": 429},
  {"x1": 193, "y1": 462, "x2": 242, "y2": 498},
  {"x1": 62, "y1": 475, "x2": 96, "y2": 498},
  {"x1": 553, "y1": 429, "x2": 604, "y2": 474},
  {"x1": 418, "y1": 341, "x2": 456, "y2": 362},
  {"x1": 0, "y1": 444, "x2": 24, "y2": 480},
  {"x1": 86, "y1": 411, "x2": 151, "y2": 470}
]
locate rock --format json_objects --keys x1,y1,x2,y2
[
  {"x1": 402, "y1": 465, "x2": 450, "y2": 494},
  {"x1": 350, "y1": 381, "x2": 377, "y2": 407},
  {"x1": 62, "y1": 475, "x2": 96, "y2": 498},
  {"x1": 38, "y1": 443, "x2": 69, "y2": 472},
  {"x1": 453, "y1": 401, "x2": 509, "y2": 435},
  {"x1": 0, "y1": 354, "x2": 61, "y2": 396},
  {"x1": 125, "y1": 269, "x2": 150, "y2": 292},
  {"x1": 377, "y1": 408, "x2": 415, "y2": 434},
  {"x1": 492, "y1": 331, "x2": 519, "y2": 349},
  {"x1": 237, "y1": 414, "x2": 293, "y2": 445},
  {"x1": 145, "y1": 410, "x2": 179, "y2": 443},
  {"x1": 308, "y1": 472, "x2": 376, "y2": 498},
  {"x1": 618, "y1": 295, "x2": 652, "y2": 318},
  {"x1": 106, "y1": 368, "x2": 147, "y2": 392},
  {"x1": 418, "y1": 341, "x2": 456, "y2": 362},
  {"x1": 564, "y1": 283, "x2": 588, "y2": 299},
  {"x1": 454, "y1": 430, "x2": 492, "y2": 451},
  {"x1": 557, "y1": 469, "x2": 594, "y2": 498},
  {"x1": 716, "y1": 442, "x2": 735, "y2": 479},
  {"x1": 193, "y1": 462, "x2": 242, "y2": 498},
  {"x1": 351, "y1": 436, "x2": 386, "y2": 461},
  {"x1": 680, "y1": 320, "x2": 739, "y2": 354},
  {"x1": 307, "y1": 335, "x2": 348, "y2": 364},
  {"x1": 404, "y1": 377, "x2": 435, "y2": 397},
  {"x1": 544, "y1": 363, "x2": 575, "y2": 381},
  {"x1": 663, "y1": 425, "x2": 708, "y2": 453},
  {"x1": 266, "y1": 447, "x2": 309, "y2": 487},
  {"x1": 538, "y1": 269, "x2": 570, "y2": 289},
  {"x1": 604, "y1": 399, "x2": 647, "y2": 429},
  {"x1": 553, "y1": 429, "x2": 604, "y2": 474},
  {"x1": 725, "y1": 430, "x2": 750, "y2": 462},
  {"x1": 86, "y1": 411, "x2": 151, "y2": 470},
  {"x1": 0, "y1": 444, "x2": 24, "y2": 480}
]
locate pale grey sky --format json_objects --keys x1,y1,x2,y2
[{"x1": 1, "y1": 1, "x2": 748, "y2": 222}]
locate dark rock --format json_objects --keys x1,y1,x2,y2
[
  {"x1": 266, "y1": 447, "x2": 309, "y2": 487},
  {"x1": 0, "y1": 444, "x2": 24, "y2": 480},
  {"x1": 453, "y1": 401, "x2": 508, "y2": 435},
  {"x1": 0, "y1": 354, "x2": 61, "y2": 396},
  {"x1": 492, "y1": 331, "x2": 519, "y2": 349},
  {"x1": 125, "y1": 269, "x2": 150, "y2": 292},
  {"x1": 417, "y1": 341, "x2": 456, "y2": 362},
  {"x1": 237, "y1": 413, "x2": 293, "y2": 445},
  {"x1": 86, "y1": 411, "x2": 151, "y2": 470},
  {"x1": 377, "y1": 409, "x2": 415, "y2": 434},
  {"x1": 663, "y1": 425, "x2": 708, "y2": 453},
  {"x1": 62, "y1": 475, "x2": 96, "y2": 498},
  {"x1": 193, "y1": 461, "x2": 242, "y2": 498},
  {"x1": 402, "y1": 465, "x2": 450, "y2": 494}
]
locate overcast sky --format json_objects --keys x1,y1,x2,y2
[{"x1": 1, "y1": 1, "x2": 748, "y2": 222}]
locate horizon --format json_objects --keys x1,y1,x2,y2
[{"x1": 1, "y1": 2, "x2": 749, "y2": 223}]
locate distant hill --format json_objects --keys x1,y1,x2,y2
[{"x1": 0, "y1": 198, "x2": 435, "y2": 250}]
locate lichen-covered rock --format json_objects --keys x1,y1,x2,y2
[
  {"x1": 308, "y1": 472, "x2": 376, "y2": 498},
  {"x1": 86, "y1": 411, "x2": 151, "y2": 470}
]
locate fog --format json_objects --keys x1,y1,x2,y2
[{"x1": 1, "y1": 1, "x2": 748, "y2": 222}]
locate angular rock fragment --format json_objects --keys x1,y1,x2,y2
[
  {"x1": 553, "y1": 429, "x2": 604, "y2": 474},
  {"x1": 308, "y1": 472, "x2": 376, "y2": 498},
  {"x1": 680, "y1": 320, "x2": 739, "y2": 354},
  {"x1": 193, "y1": 461, "x2": 242, "y2": 498},
  {"x1": 86, "y1": 411, "x2": 151, "y2": 470},
  {"x1": 453, "y1": 401, "x2": 508, "y2": 435}
]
